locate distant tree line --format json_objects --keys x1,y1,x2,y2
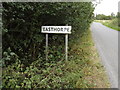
[{"x1": 95, "y1": 12, "x2": 118, "y2": 20}]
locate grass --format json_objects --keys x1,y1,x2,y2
[
  {"x1": 95, "y1": 18, "x2": 120, "y2": 31},
  {"x1": 2, "y1": 29, "x2": 110, "y2": 88},
  {"x1": 67, "y1": 29, "x2": 110, "y2": 88}
]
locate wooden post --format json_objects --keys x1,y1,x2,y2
[
  {"x1": 42, "y1": 25, "x2": 71, "y2": 61},
  {"x1": 46, "y1": 34, "x2": 48, "y2": 61},
  {"x1": 65, "y1": 24, "x2": 68, "y2": 61},
  {"x1": 65, "y1": 34, "x2": 68, "y2": 61}
]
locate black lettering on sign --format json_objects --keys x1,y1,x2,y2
[
  {"x1": 43, "y1": 27, "x2": 46, "y2": 31},
  {"x1": 67, "y1": 28, "x2": 69, "y2": 32},
  {"x1": 64, "y1": 28, "x2": 68, "y2": 32},
  {"x1": 48, "y1": 27, "x2": 50, "y2": 31},
  {"x1": 51, "y1": 27, "x2": 53, "y2": 31},
  {"x1": 57, "y1": 28, "x2": 60, "y2": 31},
  {"x1": 61, "y1": 28, "x2": 63, "y2": 31},
  {"x1": 41, "y1": 26, "x2": 71, "y2": 34}
]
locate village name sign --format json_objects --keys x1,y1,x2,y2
[
  {"x1": 41, "y1": 26, "x2": 71, "y2": 34},
  {"x1": 41, "y1": 25, "x2": 72, "y2": 61}
]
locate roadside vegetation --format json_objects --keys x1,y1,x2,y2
[
  {"x1": 2, "y1": 2, "x2": 110, "y2": 88},
  {"x1": 2, "y1": 29, "x2": 110, "y2": 88},
  {"x1": 95, "y1": 18, "x2": 120, "y2": 31},
  {"x1": 94, "y1": 13, "x2": 120, "y2": 31}
]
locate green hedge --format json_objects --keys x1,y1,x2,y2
[
  {"x1": 2, "y1": 2, "x2": 94, "y2": 88},
  {"x1": 2, "y1": 2, "x2": 94, "y2": 66}
]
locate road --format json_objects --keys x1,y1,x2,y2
[{"x1": 90, "y1": 22, "x2": 118, "y2": 88}]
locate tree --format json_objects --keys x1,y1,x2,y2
[
  {"x1": 116, "y1": 12, "x2": 120, "y2": 18},
  {"x1": 95, "y1": 14, "x2": 112, "y2": 20},
  {"x1": 111, "y1": 12, "x2": 115, "y2": 19}
]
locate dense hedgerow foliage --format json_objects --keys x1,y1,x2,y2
[{"x1": 2, "y1": 2, "x2": 94, "y2": 88}]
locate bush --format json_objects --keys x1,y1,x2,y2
[
  {"x1": 2, "y1": 2, "x2": 94, "y2": 88},
  {"x1": 2, "y1": 2, "x2": 94, "y2": 66}
]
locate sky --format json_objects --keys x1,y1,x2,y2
[{"x1": 94, "y1": 0, "x2": 120, "y2": 16}]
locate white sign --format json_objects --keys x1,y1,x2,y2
[{"x1": 41, "y1": 26, "x2": 72, "y2": 34}]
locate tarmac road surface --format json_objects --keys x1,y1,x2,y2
[{"x1": 90, "y1": 22, "x2": 118, "y2": 88}]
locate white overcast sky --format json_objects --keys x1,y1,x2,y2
[{"x1": 94, "y1": 0, "x2": 120, "y2": 15}]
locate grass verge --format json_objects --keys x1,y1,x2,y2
[
  {"x1": 2, "y1": 29, "x2": 110, "y2": 88},
  {"x1": 95, "y1": 19, "x2": 120, "y2": 31},
  {"x1": 68, "y1": 29, "x2": 110, "y2": 88}
]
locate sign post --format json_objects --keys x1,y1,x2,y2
[
  {"x1": 41, "y1": 25, "x2": 72, "y2": 61},
  {"x1": 46, "y1": 34, "x2": 48, "y2": 61},
  {"x1": 65, "y1": 34, "x2": 68, "y2": 61}
]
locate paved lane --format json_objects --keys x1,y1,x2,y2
[{"x1": 90, "y1": 22, "x2": 118, "y2": 88}]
